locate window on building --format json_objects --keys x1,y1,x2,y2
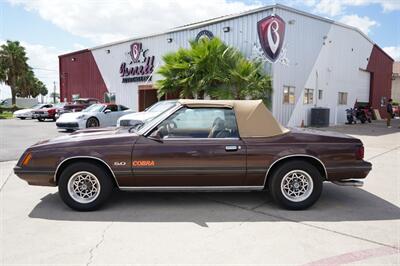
[
  {"x1": 283, "y1": 86, "x2": 295, "y2": 104},
  {"x1": 303, "y1": 88, "x2": 314, "y2": 104},
  {"x1": 72, "y1": 94, "x2": 80, "y2": 101},
  {"x1": 318, "y1": 90, "x2": 323, "y2": 100},
  {"x1": 338, "y1": 92, "x2": 348, "y2": 105},
  {"x1": 104, "y1": 92, "x2": 116, "y2": 103}
]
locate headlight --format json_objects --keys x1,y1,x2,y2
[{"x1": 77, "y1": 114, "x2": 87, "y2": 119}]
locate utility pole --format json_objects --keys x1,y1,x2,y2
[{"x1": 53, "y1": 81, "x2": 56, "y2": 103}]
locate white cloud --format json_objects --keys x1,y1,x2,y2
[
  {"x1": 309, "y1": 0, "x2": 400, "y2": 16},
  {"x1": 0, "y1": 40, "x2": 63, "y2": 100},
  {"x1": 383, "y1": 46, "x2": 400, "y2": 61},
  {"x1": 339, "y1": 14, "x2": 378, "y2": 34},
  {"x1": 8, "y1": 0, "x2": 261, "y2": 44}
]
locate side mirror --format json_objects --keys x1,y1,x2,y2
[
  {"x1": 147, "y1": 131, "x2": 163, "y2": 143},
  {"x1": 104, "y1": 109, "x2": 111, "y2": 114}
]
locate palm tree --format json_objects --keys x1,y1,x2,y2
[
  {"x1": 0, "y1": 41, "x2": 29, "y2": 105},
  {"x1": 155, "y1": 37, "x2": 272, "y2": 105}
]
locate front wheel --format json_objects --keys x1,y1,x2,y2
[
  {"x1": 38, "y1": 118, "x2": 44, "y2": 122},
  {"x1": 268, "y1": 161, "x2": 323, "y2": 210},
  {"x1": 86, "y1": 117, "x2": 99, "y2": 128},
  {"x1": 58, "y1": 162, "x2": 114, "y2": 211}
]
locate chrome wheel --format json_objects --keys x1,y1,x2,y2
[
  {"x1": 280, "y1": 170, "x2": 314, "y2": 202},
  {"x1": 67, "y1": 171, "x2": 101, "y2": 204}
]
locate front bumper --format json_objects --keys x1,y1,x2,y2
[
  {"x1": 326, "y1": 160, "x2": 372, "y2": 181},
  {"x1": 14, "y1": 113, "x2": 32, "y2": 118},
  {"x1": 56, "y1": 122, "x2": 80, "y2": 130},
  {"x1": 13, "y1": 166, "x2": 56, "y2": 186}
]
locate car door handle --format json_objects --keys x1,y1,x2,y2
[{"x1": 225, "y1": 145, "x2": 240, "y2": 151}]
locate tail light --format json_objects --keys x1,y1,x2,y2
[{"x1": 356, "y1": 146, "x2": 364, "y2": 160}]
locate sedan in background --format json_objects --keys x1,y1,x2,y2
[
  {"x1": 117, "y1": 100, "x2": 177, "y2": 128},
  {"x1": 56, "y1": 98, "x2": 99, "y2": 118},
  {"x1": 13, "y1": 103, "x2": 53, "y2": 120},
  {"x1": 56, "y1": 103, "x2": 133, "y2": 131},
  {"x1": 32, "y1": 103, "x2": 66, "y2": 121}
]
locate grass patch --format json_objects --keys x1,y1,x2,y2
[{"x1": 0, "y1": 111, "x2": 13, "y2": 119}]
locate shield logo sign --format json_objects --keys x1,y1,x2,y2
[
  {"x1": 257, "y1": 15, "x2": 286, "y2": 62},
  {"x1": 130, "y1": 42, "x2": 142, "y2": 63}
]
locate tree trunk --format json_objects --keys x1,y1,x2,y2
[{"x1": 11, "y1": 87, "x2": 17, "y2": 106}]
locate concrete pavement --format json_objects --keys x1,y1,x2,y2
[{"x1": 0, "y1": 119, "x2": 399, "y2": 265}]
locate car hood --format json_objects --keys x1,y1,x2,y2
[
  {"x1": 31, "y1": 127, "x2": 137, "y2": 150},
  {"x1": 57, "y1": 112, "x2": 87, "y2": 121},
  {"x1": 118, "y1": 111, "x2": 160, "y2": 121},
  {"x1": 14, "y1": 108, "x2": 33, "y2": 114}
]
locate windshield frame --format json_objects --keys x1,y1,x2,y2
[
  {"x1": 146, "y1": 100, "x2": 177, "y2": 113},
  {"x1": 137, "y1": 103, "x2": 182, "y2": 136},
  {"x1": 82, "y1": 104, "x2": 106, "y2": 113}
]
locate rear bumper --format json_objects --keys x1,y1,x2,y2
[
  {"x1": 326, "y1": 161, "x2": 372, "y2": 181},
  {"x1": 13, "y1": 166, "x2": 56, "y2": 187}
]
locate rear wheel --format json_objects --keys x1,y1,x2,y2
[
  {"x1": 38, "y1": 118, "x2": 44, "y2": 122},
  {"x1": 86, "y1": 117, "x2": 99, "y2": 128},
  {"x1": 58, "y1": 162, "x2": 113, "y2": 211},
  {"x1": 268, "y1": 160, "x2": 323, "y2": 210}
]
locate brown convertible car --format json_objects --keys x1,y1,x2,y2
[{"x1": 14, "y1": 100, "x2": 371, "y2": 211}]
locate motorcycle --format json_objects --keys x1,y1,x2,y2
[
  {"x1": 346, "y1": 108, "x2": 356, "y2": 124},
  {"x1": 355, "y1": 106, "x2": 372, "y2": 123}
]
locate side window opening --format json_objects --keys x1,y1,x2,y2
[{"x1": 150, "y1": 107, "x2": 239, "y2": 139}]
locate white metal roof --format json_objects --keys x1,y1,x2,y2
[{"x1": 61, "y1": 4, "x2": 377, "y2": 55}]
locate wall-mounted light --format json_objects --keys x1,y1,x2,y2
[
  {"x1": 167, "y1": 38, "x2": 173, "y2": 43},
  {"x1": 71, "y1": 57, "x2": 76, "y2": 62},
  {"x1": 288, "y1": 19, "x2": 296, "y2": 25},
  {"x1": 106, "y1": 49, "x2": 110, "y2": 54},
  {"x1": 223, "y1": 26, "x2": 230, "y2": 32}
]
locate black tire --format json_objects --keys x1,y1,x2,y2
[
  {"x1": 52, "y1": 117, "x2": 57, "y2": 122},
  {"x1": 38, "y1": 118, "x2": 44, "y2": 122},
  {"x1": 19, "y1": 117, "x2": 26, "y2": 120},
  {"x1": 268, "y1": 160, "x2": 323, "y2": 210},
  {"x1": 58, "y1": 162, "x2": 114, "y2": 211},
  {"x1": 86, "y1": 117, "x2": 99, "y2": 128}
]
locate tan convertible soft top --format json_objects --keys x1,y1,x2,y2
[{"x1": 178, "y1": 99, "x2": 289, "y2": 137}]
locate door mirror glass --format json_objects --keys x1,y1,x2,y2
[{"x1": 104, "y1": 109, "x2": 111, "y2": 114}]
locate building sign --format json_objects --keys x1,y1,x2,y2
[
  {"x1": 119, "y1": 42, "x2": 155, "y2": 83},
  {"x1": 257, "y1": 15, "x2": 286, "y2": 63},
  {"x1": 195, "y1": 30, "x2": 214, "y2": 42}
]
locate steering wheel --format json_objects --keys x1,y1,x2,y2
[{"x1": 166, "y1": 121, "x2": 177, "y2": 132}]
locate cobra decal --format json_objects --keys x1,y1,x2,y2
[{"x1": 133, "y1": 160, "x2": 156, "y2": 167}]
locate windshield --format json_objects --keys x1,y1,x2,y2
[
  {"x1": 54, "y1": 103, "x2": 65, "y2": 108},
  {"x1": 31, "y1": 104, "x2": 44, "y2": 109},
  {"x1": 73, "y1": 99, "x2": 86, "y2": 104},
  {"x1": 83, "y1": 104, "x2": 105, "y2": 113},
  {"x1": 146, "y1": 101, "x2": 177, "y2": 113}
]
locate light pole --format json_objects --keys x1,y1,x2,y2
[{"x1": 53, "y1": 81, "x2": 56, "y2": 103}]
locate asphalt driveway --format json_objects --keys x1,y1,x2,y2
[
  {"x1": 0, "y1": 118, "x2": 64, "y2": 161},
  {"x1": 0, "y1": 118, "x2": 399, "y2": 265}
]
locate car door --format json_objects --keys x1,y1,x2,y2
[
  {"x1": 103, "y1": 104, "x2": 119, "y2": 126},
  {"x1": 131, "y1": 107, "x2": 247, "y2": 187}
]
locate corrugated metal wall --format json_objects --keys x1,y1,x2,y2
[
  {"x1": 367, "y1": 45, "x2": 394, "y2": 118},
  {"x1": 59, "y1": 50, "x2": 108, "y2": 102},
  {"x1": 62, "y1": 5, "x2": 391, "y2": 126}
]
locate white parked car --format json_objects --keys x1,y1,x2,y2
[
  {"x1": 117, "y1": 100, "x2": 178, "y2": 127},
  {"x1": 56, "y1": 103, "x2": 133, "y2": 130},
  {"x1": 13, "y1": 103, "x2": 53, "y2": 119}
]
